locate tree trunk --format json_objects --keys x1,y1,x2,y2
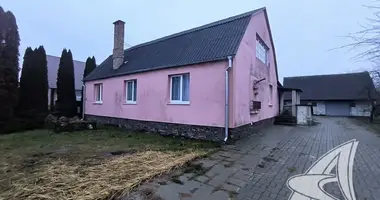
[{"x1": 370, "y1": 102, "x2": 376, "y2": 123}]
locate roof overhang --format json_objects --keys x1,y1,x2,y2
[{"x1": 278, "y1": 87, "x2": 302, "y2": 92}]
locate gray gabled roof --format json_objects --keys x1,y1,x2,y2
[
  {"x1": 47, "y1": 55, "x2": 85, "y2": 90},
  {"x1": 283, "y1": 72, "x2": 378, "y2": 101},
  {"x1": 84, "y1": 8, "x2": 265, "y2": 81}
]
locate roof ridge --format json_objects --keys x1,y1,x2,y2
[
  {"x1": 46, "y1": 54, "x2": 86, "y2": 63},
  {"x1": 284, "y1": 71, "x2": 368, "y2": 79},
  {"x1": 127, "y1": 7, "x2": 265, "y2": 51}
]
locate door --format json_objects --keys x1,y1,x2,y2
[{"x1": 325, "y1": 102, "x2": 350, "y2": 116}]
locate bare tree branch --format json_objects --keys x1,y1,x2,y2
[{"x1": 338, "y1": 3, "x2": 380, "y2": 64}]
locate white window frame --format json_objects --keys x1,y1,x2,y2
[
  {"x1": 256, "y1": 35, "x2": 269, "y2": 65},
  {"x1": 125, "y1": 80, "x2": 137, "y2": 104},
  {"x1": 170, "y1": 74, "x2": 190, "y2": 104},
  {"x1": 94, "y1": 83, "x2": 103, "y2": 103}
]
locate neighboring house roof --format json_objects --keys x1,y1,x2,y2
[
  {"x1": 283, "y1": 72, "x2": 378, "y2": 101},
  {"x1": 84, "y1": 7, "x2": 266, "y2": 81},
  {"x1": 47, "y1": 55, "x2": 86, "y2": 90}
]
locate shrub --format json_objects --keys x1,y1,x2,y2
[
  {"x1": 0, "y1": 117, "x2": 44, "y2": 134},
  {"x1": 0, "y1": 110, "x2": 47, "y2": 134}
]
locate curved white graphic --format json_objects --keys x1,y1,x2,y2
[{"x1": 287, "y1": 139, "x2": 358, "y2": 200}]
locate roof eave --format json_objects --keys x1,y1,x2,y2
[{"x1": 83, "y1": 56, "x2": 234, "y2": 82}]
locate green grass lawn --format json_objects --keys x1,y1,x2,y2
[{"x1": 0, "y1": 128, "x2": 219, "y2": 200}]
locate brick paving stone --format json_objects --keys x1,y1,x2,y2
[
  {"x1": 194, "y1": 175, "x2": 209, "y2": 183},
  {"x1": 236, "y1": 117, "x2": 380, "y2": 200},
  {"x1": 194, "y1": 159, "x2": 219, "y2": 168},
  {"x1": 189, "y1": 184, "x2": 214, "y2": 199},
  {"x1": 207, "y1": 174, "x2": 230, "y2": 187},
  {"x1": 125, "y1": 117, "x2": 380, "y2": 200},
  {"x1": 221, "y1": 182, "x2": 240, "y2": 192},
  {"x1": 227, "y1": 177, "x2": 247, "y2": 187}
]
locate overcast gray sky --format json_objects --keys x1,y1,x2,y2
[{"x1": 1, "y1": 0, "x2": 375, "y2": 82}]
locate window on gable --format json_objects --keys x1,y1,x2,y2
[
  {"x1": 94, "y1": 83, "x2": 103, "y2": 103},
  {"x1": 170, "y1": 73, "x2": 190, "y2": 104},
  {"x1": 125, "y1": 80, "x2": 137, "y2": 103},
  {"x1": 269, "y1": 85, "x2": 273, "y2": 106},
  {"x1": 256, "y1": 35, "x2": 269, "y2": 65}
]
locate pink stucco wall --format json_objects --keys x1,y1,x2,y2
[
  {"x1": 85, "y1": 9, "x2": 279, "y2": 129},
  {"x1": 232, "y1": 11, "x2": 279, "y2": 127},
  {"x1": 84, "y1": 61, "x2": 229, "y2": 127}
]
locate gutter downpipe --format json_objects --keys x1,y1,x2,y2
[
  {"x1": 82, "y1": 83, "x2": 86, "y2": 120},
  {"x1": 224, "y1": 56, "x2": 233, "y2": 143}
]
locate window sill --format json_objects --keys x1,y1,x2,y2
[
  {"x1": 124, "y1": 101, "x2": 137, "y2": 105},
  {"x1": 256, "y1": 58, "x2": 269, "y2": 66},
  {"x1": 168, "y1": 101, "x2": 190, "y2": 105},
  {"x1": 250, "y1": 110, "x2": 260, "y2": 115},
  {"x1": 93, "y1": 101, "x2": 103, "y2": 105}
]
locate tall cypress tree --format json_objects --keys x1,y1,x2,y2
[
  {"x1": 66, "y1": 50, "x2": 77, "y2": 117},
  {"x1": 56, "y1": 49, "x2": 77, "y2": 117},
  {"x1": 18, "y1": 46, "x2": 48, "y2": 117},
  {"x1": 80, "y1": 56, "x2": 96, "y2": 117},
  {"x1": 35, "y1": 46, "x2": 48, "y2": 114},
  {"x1": 56, "y1": 49, "x2": 66, "y2": 113},
  {"x1": 0, "y1": 7, "x2": 20, "y2": 121},
  {"x1": 84, "y1": 56, "x2": 96, "y2": 78},
  {"x1": 18, "y1": 47, "x2": 34, "y2": 113}
]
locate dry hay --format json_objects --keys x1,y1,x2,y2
[{"x1": 1, "y1": 150, "x2": 204, "y2": 200}]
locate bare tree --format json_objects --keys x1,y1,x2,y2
[
  {"x1": 343, "y1": 4, "x2": 380, "y2": 63},
  {"x1": 369, "y1": 67, "x2": 380, "y2": 89},
  {"x1": 342, "y1": 4, "x2": 380, "y2": 122},
  {"x1": 363, "y1": 84, "x2": 377, "y2": 122},
  {"x1": 342, "y1": 4, "x2": 380, "y2": 85}
]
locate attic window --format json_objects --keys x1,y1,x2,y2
[{"x1": 256, "y1": 34, "x2": 269, "y2": 65}]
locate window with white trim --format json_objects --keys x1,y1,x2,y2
[
  {"x1": 256, "y1": 35, "x2": 269, "y2": 65},
  {"x1": 94, "y1": 83, "x2": 103, "y2": 103},
  {"x1": 170, "y1": 73, "x2": 190, "y2": 103},
  {"x1": 125, "y1": 80, "x2": 137, "y2": 103}
]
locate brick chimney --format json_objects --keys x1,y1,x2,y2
[{"x1": 112, "y1": 20, "x2": 125, "y2": 70}]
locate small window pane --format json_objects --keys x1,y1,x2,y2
[
  {"x1": 133, "y1": 80, "x2": 137, "y2": 101},
  {"x1": 127, "y1": 81, "x2": 133, "y2": 101},
  {"x1": 94, "y1": 84, "x2": 103, "y2": 102},
  {"x1": 182, "y1": 74, "x2": 189, "y2": 101},
  {"x1": 171, "y1": 76, "x2": 181, "y2": 100},
  {"x1": 95, "y1": 86, "x2": 98, "y2": 101},
  {"x1": 95, "y1": 84, "x2": 102, "y2": 102}
]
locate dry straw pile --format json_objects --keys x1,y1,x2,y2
[{"x1": 2, "y1": 150, "x2": 204, "y2": 200}]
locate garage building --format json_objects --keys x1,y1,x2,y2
[{"x1": 283, "y1": 72, "x2": 378, "y2": 117}]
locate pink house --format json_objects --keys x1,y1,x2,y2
[{"x1": 83, "y1": 7, "x2": 281, "y2": 142}]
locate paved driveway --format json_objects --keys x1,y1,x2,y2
[
  {"x1": 237, "y1": 117, "x2": 380, "y2": 200},
  {"x1": 125, "y1": 117, "x2": 380, "y2": 200}
]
